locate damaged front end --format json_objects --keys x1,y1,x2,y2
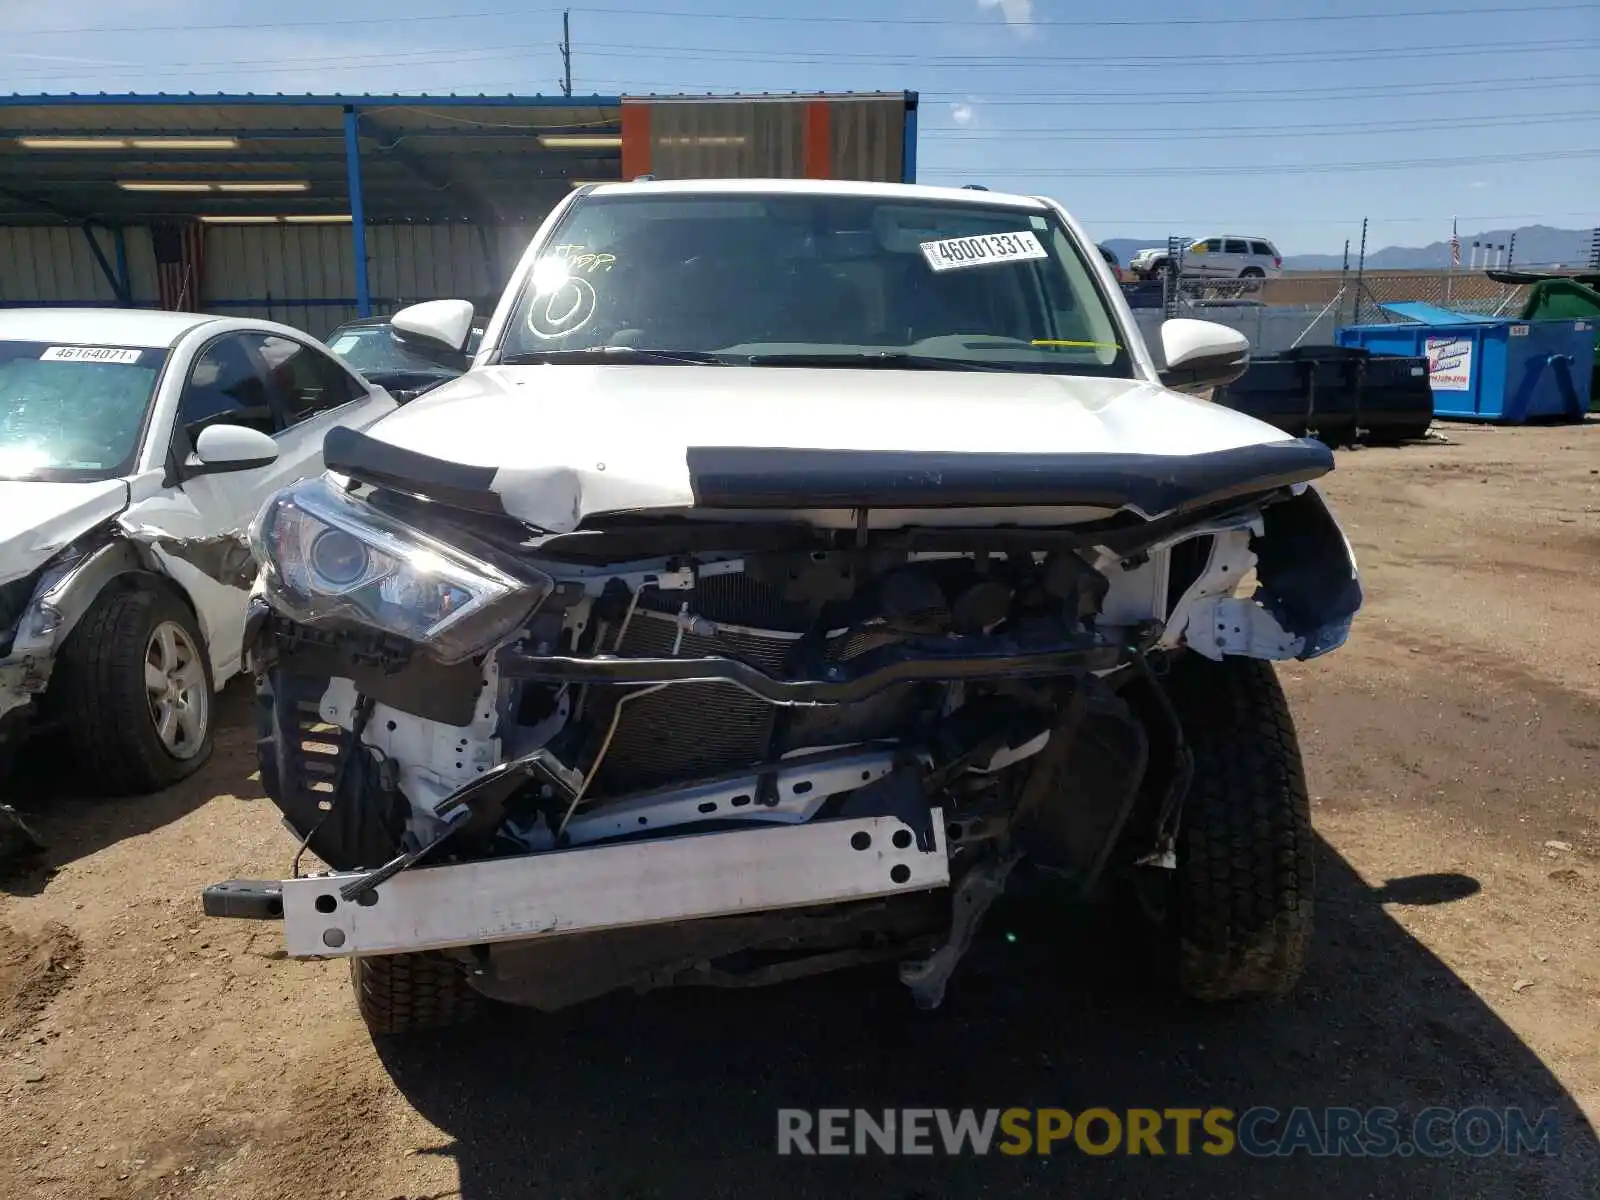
[
  {"x1": 209, "y1": 435, "x2": 1360, "y2": 1012},
  {"x1": 0, "y1": 515, "x2": 259, "y2": 780},
  {"x1": 1, "y1": 532, "x2": 144, "y2": 758}
]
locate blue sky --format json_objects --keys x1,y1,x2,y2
[{"x1": 5, "y1": 0, "x2": 1597, "y2": 255}]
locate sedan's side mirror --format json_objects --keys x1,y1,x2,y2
[
  {"x1": 392, "y1": 299, "x2": 476, "y2": 355},
  {"x1": 1158, "y1": 318, "x2": 1250, "y2": 393},
  {"x1": 186, "y1": 423, "x2": 279, "y2": 477}
]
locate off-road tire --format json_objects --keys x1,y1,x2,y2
[
  {"x1": 54, "y1": 584, "x2": 215, "y2": 795},
  {"x1": 350, "y1": 952, "x2": 484, "y2": 1036},
  {"x1": 1164, "y1": 653, "x2": 1314, "y2": 1002}
]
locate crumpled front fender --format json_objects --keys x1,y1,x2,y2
[{"x1": 1164, "y1": 483, "x2": 1361, "y2": 663}]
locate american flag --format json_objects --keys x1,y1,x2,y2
[
  {"x1": 1449, "y1": 219, "x2": 1460, "y2": 269},
  {"x1": 151, "y1": 220, "x2": 206, "y2": 311}
]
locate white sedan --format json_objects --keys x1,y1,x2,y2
[{"x1": 0, "y1": 308, "x2": 395, "y2": 792}]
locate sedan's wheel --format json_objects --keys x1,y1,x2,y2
[
  {"x1": 145, "y1": 620, "x2": 210, "y2": 760},
  {"x1": 56, "y1": 585, "x2": 216, "y2": 795}
]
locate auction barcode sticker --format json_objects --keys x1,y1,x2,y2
[
  {"x1": 920, "y1": 231, "x2": 1048, "y2": 273},
  {"x1": 41, "y1": 345, "x2": 143, "y2": 364}
]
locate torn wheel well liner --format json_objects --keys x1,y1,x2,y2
[{"x1": 1250, "y1": 487, "x2": 1362, "y2": 638}]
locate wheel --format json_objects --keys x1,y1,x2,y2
[
  {"x1": 1240, "y1": 267, "x2": 1266, "y2": 279},
  {"x1": 350, "y1": 952, "x2": 484, "y2": 1036},
  {"x1": 1162, "y1": 653, "x2": 1314, "y2": 1002},
  {"x1": 54, "y1": 583, "x2": 215, "y2": 795}
]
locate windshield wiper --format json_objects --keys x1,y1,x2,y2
[
  {"x1": 497, "y1": 347, "x2": 731, "y2": 366},
  {"x1": 740, "y1": 352, "x2": 1010, "y2": 372}
]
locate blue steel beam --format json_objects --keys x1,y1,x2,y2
[
  {"x1": 113, "y1": 226, "x2": 131, "y2": 305},
  {"x1": 79, "y1": 222, "x2": 131, "y2": 304},
  {"x1": 902, "y1": 93, "x2": 918, "y2": 184},
  {"x1": 342, "y1": 106, "x2": 370, "y2": 317},
  {"x1": 0, "y1": 93, "x2": 622, "y2": 108},
  {"x1": 0, "y1": 128, "x2": 620, "y2": 142}
]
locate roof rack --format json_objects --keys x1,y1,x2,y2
[{"x1": 960, "y1": 184, "x2": 989, "y2": 191}]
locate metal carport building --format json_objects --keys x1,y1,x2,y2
[{"x1": 0, "y1": 91, "x2": 917, "y2": 336}]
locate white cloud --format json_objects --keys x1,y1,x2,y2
[
  {"x1": 1470, "y1": 180, "x2": 1489, "y2": 189},
  {"x1": 978, "y1": 0, "x2": 1036, "y2": 38},
  {"x1": 950, "y1": 102, "x2": 976, "y2": 126}
]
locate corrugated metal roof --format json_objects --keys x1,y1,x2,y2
[
  {"x1": 0, "y1": 94, "x2": 625, "y2": 224},
  {"x1": 0, "y1": 92, "x2": 916, "y2": 225}
]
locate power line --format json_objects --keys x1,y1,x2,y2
[
  {"x1": 12, "y1": 1, "x2": 1598, "y2": 35},
  {"x1": 5, "y1": 34, "x2": 1592, "y2": 82},
  {"x1": 571, "y1": 38, "x2": 1598, "y2": 68},
  {"x1": 919, "y1": 147, "x2": 1600, "y2": 177},
  {"x1": 921, "y1": 111, "x2": 1597, "y2": 141},
  {"x1": 551, "y1": 74, "x2": 1595, "y2": 103}
]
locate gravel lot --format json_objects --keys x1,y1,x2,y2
[{"x1": 3, "y1": 420, "x2": 1597, "y2": 1200}]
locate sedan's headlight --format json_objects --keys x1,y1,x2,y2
[{"x1": 250, "y1": 475, "x2": 549, "y2": 663}]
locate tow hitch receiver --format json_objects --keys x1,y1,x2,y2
[{"x1": 202, "y1": 879, "x2": 285, "y2": 920}]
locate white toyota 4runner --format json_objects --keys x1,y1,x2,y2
[{"x1": 204, "y1": 179, "x2": 1360, "y2": 1036}]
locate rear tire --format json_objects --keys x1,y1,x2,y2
[
  {"x1": 1240, "y1": 267, "x2": 1266, "y2": 279},
  {"x1": 1163, "y1": 654, "x2": 1314, "y2": 1002},
  {"x1": 350, "y1": 952, "x2": 484, "y2": 1036},
  {"x1": 54, "y1": 584, "x2": 215, "y2": 795}
]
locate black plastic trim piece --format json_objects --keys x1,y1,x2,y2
[
  {"x1": 500, "y1": 632, "x2": 1124, "y2": 705},
  {"x1": 323, "y1": 426, "x2": 509, "y2": 517},
  {"x1": 684, "y1": 440, "x2": 1334, "y2": 515}
]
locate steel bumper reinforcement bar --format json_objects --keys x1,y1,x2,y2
[
  {"x1": 208, "y1": 811, "x2": 949, "y2": 958},
  {"x1": 498, "y1": 632, "x2": 1124, "y2": 705}
]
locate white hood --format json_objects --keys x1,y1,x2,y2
[
  {"x1": 357, "y1": 365, "x2": 1302, "y2": 532},
  {"x1": 0, "y1": 479, "x2": 129, "y2": 586}
]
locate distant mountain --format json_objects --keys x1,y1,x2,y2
[
  {"x1": 1282, "y1": 226, "x2": 1590, "y2": 271},
  {"x1": 1092, "y1": 226, "x2": 1591, "y2": 272}
]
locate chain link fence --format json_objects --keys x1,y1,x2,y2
[{"x1": 1125, "y1": 245, "x2": 1549, "y2": 355}]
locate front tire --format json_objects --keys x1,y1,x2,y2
[
  {"x1": 350, "y1": 953, "x2": 484, "y2": 1037},
  {"x1": 1163, "y1": 654, "x2": 1314, "y2": 1002},
  {"x1": 55, "y1": 584, "x2": 215, "y2": 795}
]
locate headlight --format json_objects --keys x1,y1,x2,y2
[{"x1": 250, "y1": 474, "x2": 550, "y2": 663}]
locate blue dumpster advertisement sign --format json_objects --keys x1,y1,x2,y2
[{"x1": 1424, "y1": 336, "x2": 1473, "y2": 391}]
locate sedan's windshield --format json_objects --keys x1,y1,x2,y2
[
  {"x1": 499, "y1": 193, "x2": 1132, "y2": 376},
  {"x1": 0, "y1": 341, "x2": 166, "y2": 481}
]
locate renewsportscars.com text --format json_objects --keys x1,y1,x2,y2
[{"x1": 776, "y1": 1106, "x2": 1561, "y2": 1158}]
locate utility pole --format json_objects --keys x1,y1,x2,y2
[{"x1": 559, "y1": 10, "x2": 573, "y2": 97}]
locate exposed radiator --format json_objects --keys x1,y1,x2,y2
[{"x1": 596, "y1": 608, "x2": 795, "y2": 792}]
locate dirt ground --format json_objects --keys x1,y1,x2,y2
[{"x1": 2, "y1": 420, "x2": 1597, "y2": 1200}]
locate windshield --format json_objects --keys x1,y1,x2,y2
[
  {"x1": 326, "y1": 324, "x2": 472, "y2": 379},
  {"x1": 0, "y1": 341, "x2": 166, "y2": 482},
  {"x1": 498, "y1": 193, "x2": 1132, "y2": 376}
]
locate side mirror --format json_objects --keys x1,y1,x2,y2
[
  {"x1": 1158, "y1": 318, "x2": 1250, "y2": 393},
  {"x1": 391, "y1": 299, "x2": 476, "y2": 355},
  {"x1": 187, "y1": 424, "x2": 279, "y2": 477}
]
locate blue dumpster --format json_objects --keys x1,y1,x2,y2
[{"x1": 1335, "y1": 313, "x2": 1594, "y2": 423}]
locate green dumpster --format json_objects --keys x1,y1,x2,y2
[{"x1": 1519, "y1": 278, "x2": 1600, "y2": 411}]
